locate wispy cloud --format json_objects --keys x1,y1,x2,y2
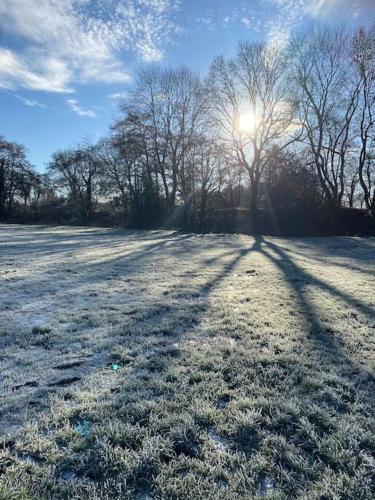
[
  {"x1": 0, "y1": 48, "x2": 72, "y2": 93},
  {"x1": 15, "y1": 94, "x2": 46, "y2": 108},
  {"x1": 107, "y1": 92, "x2": 129, "y2": 100},
  {"x1": 265, "y1": 0, "x2": 306, "y2": 48},
  {"x1": 225, "y1": 0, "x2": 374, "y2": 49},
  {"x1": 306, "y1": 0, "x2": 375, "y2": 18},
  {"x1": 0, "y1": 0, "x2": 180, "y2": 93},
  {"x1": 3, "y1": 90, "x2": 47, "y2": 108},
  {"x1": 264, "y1": 0, "x2": 375, "y2": 47},
  {"x1": 241, "y1": 17, "x2": 252, "y2": 28},
  {"x1": 67, "y1": 98, "x2": 96, "y2": 118}
]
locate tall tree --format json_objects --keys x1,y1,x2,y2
[
  {"x1": 208, "y1": 42, "x2": 297, "y2": 220},
  {"x1": 122, "y1": 66, "x2": 207, "y2": 210},
  {"x1": 48, "y1": 142, "x2": 100, "y2": 222},
  {"x1": 292, "y1": 26, "x2": 361, "y2": 208},
  {"x1": 352, "y1": 25, "x2": 375, "y2": 209},
  {"x1": 0, "y1": 136, "x2": 33, "y2": 215}
]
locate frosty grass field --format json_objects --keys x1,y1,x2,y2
[{"x1": 0, "y1": 224, "x2": 374, "y2": 499}]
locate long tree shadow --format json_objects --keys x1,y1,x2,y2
[
  {"x1": 81, "y1": 236, "x2": 260, "y2": 378},
  {"x1": 2, "y1": 230, "x2": 374, "y2": 497},
  {"x1": 51, "y1": 234, "x2": 373, "y2": 495},
  {"x1": 257, "y1": 236, "x2": 375, "y2": 388},
  {"x1": 0, "y1": 231, "x2": 257, "y2": 433},
  {"x1": 279, "y1": 245, "x2": 374, "y2": 277}
]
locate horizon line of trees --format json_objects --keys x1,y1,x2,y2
[{"x1": 1, "y1": 24, "x2": 375, "y2": 232}]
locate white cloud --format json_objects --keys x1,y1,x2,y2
[
  {"x1": 107, "y1": 92, "x2": 129, "y2": 99},
  {"x1": 0, "y1": 48, "x2": 73, "y2": 93},
  {"x1": 67, "y1": 98, "x2": 96, "y2": 117},
  {"x1": 266, "y1": 0, "x2": 375, "y2": 48},
  {"x1": 241, "y1": 17, "x2": 252, "y2": 28},
  {"x1": 265, "y1": 0, "x2": 306, "y2": 48},
  {"x1": 15, "y1": 95, "x2": 46, "y2": 108},
  {"x1": 306, "y1": 0, "x2": 375, "y2": 18},
  {"x1": 2, "y1": 89, "x2": 47, "y2": 107},
  {"x1": 0, "y1": 0, "x2": 180, "y2": 93},
  {"x1": 239, "y1": 0, "x2": 374, "y2": 50}
]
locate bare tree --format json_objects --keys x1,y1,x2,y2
[
  {"x1": 208, "y1": 42, "x2": 297, "y2": 220},
  {"x1": 98, "y1": 112, "x2": 153, "y2": 224},
  {"x1": 0, "y1": 136, "x2": 34, "y2": 215},
  {"x1": 123, "y1": 66, "x2": 207, "y2": 210},
  {"x1": 352, "y1": 25, "x2": 375, "y2": 210},
  {"x1": 292, "y1": 26, "x2": 362, "y2": 208},
  {"x1": 181, "y1": 136, "x2": 228, "y2": 230},
  {"x1": 48, "y1": 141, "x2": 100, "y2": 221}
]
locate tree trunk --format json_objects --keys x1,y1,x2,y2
[
  {"x1": 86, "y1": 177, "x2": 92, "y2": 222},
  {"x1": 249, "y1": 178, "x2": 259, "y2": 234},
  {"x1": 0, "y1": 160, "x2": 5, "y2": 216},
  {"x1": 199, "y1": 189, "x2": 208, "y2": 233}
]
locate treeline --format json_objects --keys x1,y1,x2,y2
[{"x1": 1, "y1": 25, "x2": 375, "y2": 234}]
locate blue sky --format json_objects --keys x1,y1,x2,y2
[{"x1": 1, "y1": 0, "x2": 374, "y2": 172}]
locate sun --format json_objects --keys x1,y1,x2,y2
[{"x1": 238, "y1": 111, "x2": 258, "y2": 133}]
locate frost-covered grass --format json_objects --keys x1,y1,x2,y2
[{"x1": 0, "y1": 224, "x2": 374, "y2": 499}]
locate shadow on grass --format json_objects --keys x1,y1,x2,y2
[
  {"x1": 256, "y1": 236, "x2": 375, "y2": 388},
  {"x1": 1, "y1": 227, "x2": 374, "y2": 498}
]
